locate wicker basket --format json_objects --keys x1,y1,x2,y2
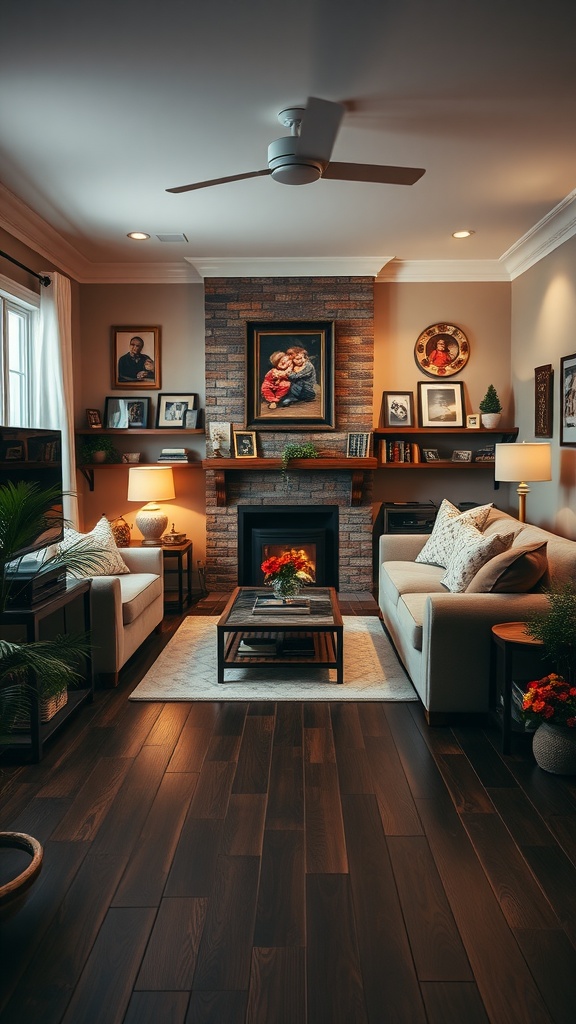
[
  {"x1": 13, "y1": 688, "x2": 68, "y2": 730},
  {"x1": 532, "y1": 722, "x2": 576, "y2": 775}
]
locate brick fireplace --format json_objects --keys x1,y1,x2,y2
[{"x1": 204, "y1": 276, "x2": 375, "y2": 592}]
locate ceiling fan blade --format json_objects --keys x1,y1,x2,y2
[
  {"x1": 166, "y1": 169, "x2": 271, "y2": 193},
  {"x1": 322, "y1": 162, "x2": 425, "y2": 185},
  {"x1": 296, "y1": 97, "x2": 345, "y2": 163}
]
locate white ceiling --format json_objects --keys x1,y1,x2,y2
[{"x1": 1, "y1": 0, "x2": 576, "y2": 283}]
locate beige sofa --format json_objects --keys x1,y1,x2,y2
[
  {"x1": 378, "y1": 507, "x2": 576, "y2": 722},
  {"x1": 90, "y1": 547, "x2": 164, "y2": 687}
]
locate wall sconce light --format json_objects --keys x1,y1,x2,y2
[
  {"x1": 127, "y1": 466, "x2": 175, "y2": 545},
  {"x1": 494, "y1": 442, "x2": 551, "y2": 523}
]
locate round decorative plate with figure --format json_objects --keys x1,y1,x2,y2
[{"x1": 414, "y1": 323, "x2": 470, "y2": 378}]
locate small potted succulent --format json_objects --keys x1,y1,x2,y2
[{"x1": 479, "y1": 385, "x2": 502, "y2": 428}]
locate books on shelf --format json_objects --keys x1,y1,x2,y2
[
  {"x1": 252, "y1": 596, "x2": 311, "y2": 615},
  {"x1": 380, "y1": 440, "x2": 420, "y2": 464},
  {"x1": 158, "y1": 447, "x2": 190, "y2": 462}
]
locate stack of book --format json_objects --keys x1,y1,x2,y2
[
  {"x1": 157, "y1": 448, "x2": 190, "y2": 462},
  {"x1": 252, "y1": 596, "x2": 311, "y2": 615}
]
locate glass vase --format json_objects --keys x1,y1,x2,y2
[{"x1": 271, "y1": 576, "x2": 302, "y2": 602}]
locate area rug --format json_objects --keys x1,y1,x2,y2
[{"x1": 129, "y1": 616, "x2": 417, "y2": 702}]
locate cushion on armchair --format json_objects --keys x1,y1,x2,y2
[{"x1": 58, "y1": 516, "x2": 129, "y2": 576}]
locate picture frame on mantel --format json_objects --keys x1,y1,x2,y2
[{"x1": 245, "y1": 320, "x2": 335, "y2": 431}]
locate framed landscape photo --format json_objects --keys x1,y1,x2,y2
[
  {"x1": 156, "y1": 393, "x2": 197, "y2": 428},
  {"x1": 104, "y1": 397, "x2": 150, "y2": 429},
  {"x1": 560, "y1": 353, "x2": 576, "y2": 446},
  {"x1": 381, "y1": 391, "x2": 414, "y2": 427},
  {"x1": 112, "y1": 326, "x2": 161, "y2": 389},
  {"x1": 418, "y1": 381, "x2": 465, "y2": 427},
  {"x1": 535, "y1": 363, "x2": 553, "y2": 438},
  {"x1": 245, "y1": 320, "x2": 335, "y2": 431},
  {"x1": 451, "y1": 449, "x2": 472, "y2": 462},
  {"x1": 233, "y1": 430, "x2": 257, "y2": 458}
]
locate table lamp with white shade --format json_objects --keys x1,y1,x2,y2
[
  {"x1": 127, "y1": 466, "x2": 175, "y2": 545},
  {"x1": 494, "y1": 442, "x2": 551, "y2": 523}
]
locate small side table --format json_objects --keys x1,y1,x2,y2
[
  {"x1": 491, "y1": 621, "x2": 546, "y2": 754},
  {"x1": 161, "y1": 539, "x2": 193, "y2": 611}
]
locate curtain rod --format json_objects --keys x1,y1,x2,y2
[{"x1": 0, "y1": 249, "x2": 51, "y2": 287}]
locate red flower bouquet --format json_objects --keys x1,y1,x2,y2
[
  {"x1": 261, "y1": 549, "x2": 314, "y2": 599},
  {"x1": 522, "y1": 673, "x2": 576, "y2": 729}
]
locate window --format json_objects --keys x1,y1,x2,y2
[{"x1": 0, "y1": 277, "x2": 39, "y2": 425}]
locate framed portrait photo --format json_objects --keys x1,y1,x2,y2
[
  {"x1": 414, "y1": 323, "x2": 470, "y2": 378},
  {"x1": 112, "y1": 326, "x2": 161, "y2": 389},
  {"x1": 535, "y1": 363, "x2": 553, "y2": 438},
  {"x1": 156, "y1": 393, "x2": 197, "y2": 428},
  {"x1": 208, "y1": 421, "x2": 232, "y2": 457},
  {"x1": 381, "y1": 391, "x2": 414, "y2": 427},
  {"x1": 233, "y1": 430, "x2": 257, "y2": 458},
  {"x1": 246, "y1": 319, "x2": 335, "y2": 431},
  {"x1": 418, "y1": 381, "x2": 465, "y2": 427},
  {"x1": 560, "y1": 353, "x2": 576, "y2": 446},
  {"x1": 86, "y1": 408, "x2": 102, "y2": 428}
]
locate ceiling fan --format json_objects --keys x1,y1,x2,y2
[{"x1": 166, "y1": 96, "x2": 425, "y2": 194}]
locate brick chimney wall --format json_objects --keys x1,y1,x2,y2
[{"x1": 204, "y1": 276, "x2": 375, "y2": 592}]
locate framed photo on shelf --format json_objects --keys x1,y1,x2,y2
[
  {"x1": 381, "y1": 391, "x2": 414, "y2": 427},
  {"x1": 184, "y1": 408, "x2": 198, "y2": 429},
  {"x1": 346, "y1": 432, "x2": 371, "y2": 457},
  {"x1": 245, "y1": 319, "x2": 335, "y2": 431},
  {"x1": 104, "y1": 397, "x2": 150, "y2": 429},
  {"x1": 560, "y1": 353, "x2": 576, "y2": 446},
  {"x1": 208, "y1": 421, "x2": 232, "y2": 457},
  {"x1": 451, "y1": 450, "x2": 472, "y2": 462},
  {"x1": 422, "y1": 448, "x2": 441, "y2": 462},
  {"x1": 414, "y1": 323, "x2": 470, "y2": 378},
  {"x1": 86, "y1": 408, "x2": 102, "y2": 428},
  {"x1": 466, "y1": 414, "x2": 480, "y2": 429},
  {"x1": 418, "y1": 381, "x2": 465, "y2": 428},
  {"x1": 112, "y1": 326, "x2": 161, "y2": 389},
  {"x1": 156, "y1": 393, "x2": 197, "y2": 428},
  {"x1": 535, "y1": 363, "x2": 553, "y2": 438},
  {"x1": 233, "y1": 430, "x2": 257, "y2": 458}
]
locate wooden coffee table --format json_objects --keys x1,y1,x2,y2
[{"x1": 216, "y1": 586, "x2": 344, "y2": 684}]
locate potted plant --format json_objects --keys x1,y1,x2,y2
[
  {"x1": 479, "y1": 385, "x2": 502, "y2": 428},
  {"x1": 79, "y1": 435, "x2": 120, "y2": 464},
  {"x1": 521, "y1": 584, "x2": 576, "y2": 773},
  {"x1": 0, "y1": 480, "x2": 106, "y2": 915},
  {"x1": 280, "y1": 441, "x2": 319, "y2": 478}
]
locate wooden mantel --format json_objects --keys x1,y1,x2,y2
[{"x1": 202, "y1": 457, "x2": 378, "y2": 507}]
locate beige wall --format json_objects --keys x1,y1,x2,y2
[
  {"x1": 77, "y1": 282, "x2": 207, "y2": 577},
  {"x1": 511, "y1": 233, "x2": 576, "y2": 537},
  {"x1": 373, "y1": 280, "x2": 512, "y2": 509}
]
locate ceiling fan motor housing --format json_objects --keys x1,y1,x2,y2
[{"x1": 267, "y1": 137, "x2": 323, "y2": 185}]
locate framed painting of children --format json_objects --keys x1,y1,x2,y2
[{"x1": 245, "y1": 320, "x2": 335, "y2": 430}]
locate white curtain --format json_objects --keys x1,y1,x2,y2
[{"x1": 34, "y1": 272, "x2": 79, "y2": 527}]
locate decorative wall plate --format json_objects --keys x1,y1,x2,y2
[{"x1": 414, "y1": 323, "x2": 470, "y2": 378}]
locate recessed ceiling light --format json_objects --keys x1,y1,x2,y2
[
  {"x1": 452, "y1": 229, "x2": 475, "y2": 239},
  {"x1": 127, "y1": 231, "x2": 150, "y2": 240}
]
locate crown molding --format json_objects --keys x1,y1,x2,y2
[
  {"x1": 500, "y1": 189, "x2": 576, "y2": 280},
  {"x1": 184, "y1": 256, "x2": 392, "y2": 278},
  {"x1": 2, "y1": 177, "x2": 576, "y2": 285},
  {"x1": 376, "y1": 259, "x2": 509, "y2": 282}
]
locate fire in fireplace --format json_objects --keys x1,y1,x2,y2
[{"x1": 238, "y1": 505, "x2": 339, "y2": 588}]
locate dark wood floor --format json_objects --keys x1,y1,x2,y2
[{"x1": 2, "y1": 595, "x2": 576, "y2": 1023}]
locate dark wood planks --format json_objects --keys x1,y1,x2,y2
[{"x1": 2, "y1": 600, "x2": 576, "y2": 1023}]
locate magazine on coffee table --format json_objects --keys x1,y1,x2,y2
[{"x1": 252, "y1": 595, "x2": 311, "y2": 615}]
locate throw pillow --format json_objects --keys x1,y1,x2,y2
[
  {"x1": 466, "y1": 541, "x2": 548, "y2": 594},
  {"x1": 441, "y1": 522, "x2": 513, "y2": 593},
  {"x1": 57, "y1": 516, "x2": 129, "y2": 577},
  {"x1": 415, "y1": 499, "x2": 494, "y2": 568}
]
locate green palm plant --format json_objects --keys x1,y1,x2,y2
[{"x1": 0, "y1": 480, "x2": 106, "y2": 734}]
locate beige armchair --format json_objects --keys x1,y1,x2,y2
[{"x1": 89, "y1": 547, "x2": 164, "y2": 687}]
